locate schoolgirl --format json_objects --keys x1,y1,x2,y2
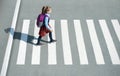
[{"x1": 36, "y1": 6, "x2": 56, "y2": 45}]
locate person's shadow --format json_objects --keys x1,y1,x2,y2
[{"x1": 4, "y1": 28, "x2": 49, "y2": 45}]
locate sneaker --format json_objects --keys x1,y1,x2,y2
[
  {"x1": 49, "y1": 40, "x2": 57, "y2": 43},
  {"x1": 36, "y1": 43, "x2": 44, "y2": 45}
]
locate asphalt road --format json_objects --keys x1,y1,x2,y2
[
  {"x1": 0, "y1": 0, "x2": 120, "y2": 76},
  {"x1": 0, "y1": 0, "x2": 16, "y2": 73}
]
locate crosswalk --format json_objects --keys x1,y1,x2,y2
[
  {"x1": 99, "y1": 20, "x2": 120, "y2": 64},
  {"x1": 74, "y1": 20, "x2": 88, "y2": 65},
  {"x1": 48, "y1": 20, "x2": 57, "y2": 65},
  {"x1": 87, "y1": 20, "x2": 105, "y2": 64},
  {"x1": 31, "y1": 20, "x2": 41, "y2": 65},
  {"x1": 16, "y1": 19, "x2": 120, "y2": 65},
  {"x1": 16, "y1": 20, "x2": 30, "y2": 65},
  {"x1": 61, "y1": 20, "x2": 73, "y2": 65}
]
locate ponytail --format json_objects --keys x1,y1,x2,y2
[{"x1": 41, "y1": 6, "x2": 46, "y2": 14}]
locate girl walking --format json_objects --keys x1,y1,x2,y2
[{"x1": 36, "y1": 6, "x2": 56, "y2": 45}]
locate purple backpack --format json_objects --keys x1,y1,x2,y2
[{"x1": 36, "y1": 14, "x2": 45, "y2": 27}]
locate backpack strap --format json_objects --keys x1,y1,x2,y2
[{"x1": 43, "y1": 14, "x2": 50, "y2": 26}]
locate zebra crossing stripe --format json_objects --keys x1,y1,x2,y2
[
  {"x1": 111, "y1": 20, "x2": 120, "y2": 42},
  {"x1": 99, "y1": 20, "x2": 120, "y2": 65},
  {"x1": 73, "y1": 20, "x2": 88, "y2": 65},
  {"x1": 87, "y1": 20, "x2": 105, "y2": 64},
  {"x1": 16, "y1": 20, "x2": 30, "y2": 65},
  {"x1": 61, "y1": 20, "x2": 73, "y2": 65},
  {"x1": 48, "y1": 20, "x2": 57, "y2": 65},
  {"x1": 31, "y1": 20, "x2": 41, "y2": 65}
]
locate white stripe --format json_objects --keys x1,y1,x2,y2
[
  {"x1": 31, "y1": 20, "x2": 41, "y2": 65},
  {"x1": 111, "y1": 20, "x2": 120, "y2": 42},
  {"x1": 61, "y1": 20, "x2": 73, "y2": 65},
  {"x1": 99, "y1": 20, "x2": 120, "y2": 64},
  {"x1": 0, "y1": 0, "x2": 21, "y2": 75},
  {"x1": 48, "y1": 20, "x2": 57, "y2": 65},
  {"x1": 87, "y1": 20, "x2": 105, "y2": 64},
  {"x1": 16, "y1": 20, "x2": 30, "y2": 65},
  {"x1": 74, "y1": 20, "x2": 88, "y2": 65}
]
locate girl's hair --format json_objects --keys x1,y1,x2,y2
[
  {"x1": 41, "y1": 6, "x2": 46, "y2": 14},
  {"x1": 44, "y1": 6, "x2": 51, "y2": 14}
]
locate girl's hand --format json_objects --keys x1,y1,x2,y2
[{"x1": 50, "y1": 29, "x2": 53, "y2": 32}]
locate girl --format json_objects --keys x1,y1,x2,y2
[{"x1": 37, "y1": 6, "x2": 56, "y2": 45}]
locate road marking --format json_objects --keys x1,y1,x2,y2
[
  {"x1": 73, "y1": 20, "x2": 88, "y2": 65},
  {"x1": 31, "y1": 20, "x2": 41, "y2": 65},
  {"x1": 0, "y1": 0, "x2": 21, "y2": 75},
  {"x1": 61, "y1": 20, "x2": 73, "y2": 65},
  {"x1": 48, "y1": 20, "x2": 57, "y2": 65},
  {"x1": 99, "y1": 20, "x2": 120, "y2": 65},
  {"x1": 111, "y1": 19, "x2": 120, "y2": 42},
  {"x1": 16, "y1": 20, "x2": 30, "y2": 65},
  {"x1": 87, "y1": 20, "x2": 105, "y2": 64}
]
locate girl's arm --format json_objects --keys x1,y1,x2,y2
[{"x1": 45, "y1": 17, "x2": 52, "y2": 31}]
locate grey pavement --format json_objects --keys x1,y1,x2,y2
[{"x1": 0, "y1": 0, "x2": 120, "y2": 76}]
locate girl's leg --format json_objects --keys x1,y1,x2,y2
[
  {"x1": 49, "y1": 32, "x2": 56, "y2": 43},
  {"x1": 36, "y1": 36, "x2": 42, "y2": 45},
  {"x1": 49, "y1": 32, "x2": 53, "y2": 41}
]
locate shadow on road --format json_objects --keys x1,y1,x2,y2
[{"x1": 4, "y1": 28, "x2": 49, "y2": 45}]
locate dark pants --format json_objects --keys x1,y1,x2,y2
[{"x1": 37, "y1": 32, "x2": 53, "y2": 44}]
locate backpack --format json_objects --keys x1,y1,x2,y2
[{"x1": 36, "y1": 14, "x2": 45, "y2": 27}]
